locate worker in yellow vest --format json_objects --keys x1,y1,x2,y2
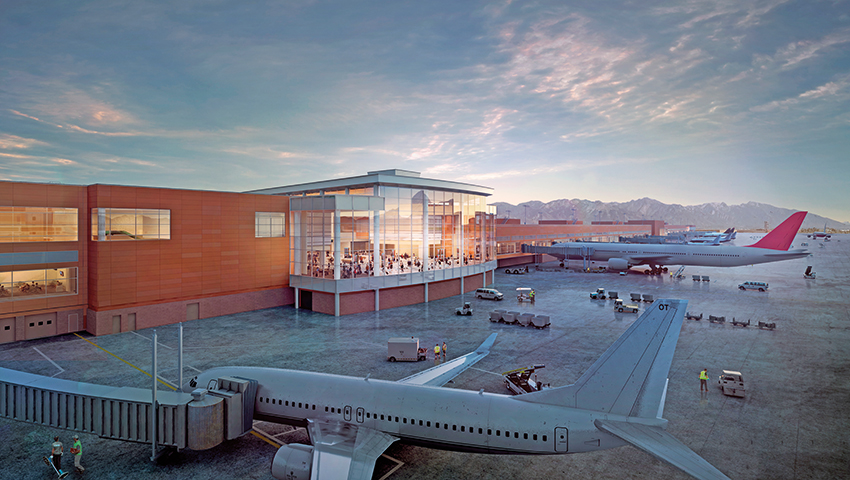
[
  {"x1": 434, "y1": 343, "x2": 441, "y2": 360},
  {"x1": 699, "y1": 368, "x2": 709, "y2": 392}
]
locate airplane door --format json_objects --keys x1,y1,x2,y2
[
  {"x1": 344, "y1": 405, "x2": 352, "y2": 422},
  {"x1": 356, "y1": 407, "x2": 364, "y2": 423},
  {"x1": 555, "y1": 427, "x2": 568, "y2": 452}
]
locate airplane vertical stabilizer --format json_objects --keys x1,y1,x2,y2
[
  {"x1": 517, "y1": 299, "x2": 687, "y2": 419},
  {"x1": 746, "y1": 211, "x2": 807, "y2": 250}
]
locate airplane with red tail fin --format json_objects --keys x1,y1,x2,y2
[{"x1": 523, "y1": 211, "x2": 810, "y2": 274}]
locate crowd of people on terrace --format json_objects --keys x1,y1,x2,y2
[{"x1": 304, "y1": 251, "x2": 485, "y2": 279}]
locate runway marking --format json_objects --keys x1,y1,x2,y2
[
  {"x1": 378, "y1": 454, "x2": 404, "y2": 480},
  {"x1": 131, "y1": 330, "x2": 174, "y2": 349},
  {"x1": 32, "y1": 347, "x2": 65, "y2": 377},
  {"x1": 73, "y1": 333, "x2": 177, "y2": 391}
]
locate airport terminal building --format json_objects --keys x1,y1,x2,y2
[{"x1": 1, "y1": 169, "x2": 652, "y2": 343}]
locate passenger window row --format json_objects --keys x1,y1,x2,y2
[
  {"x1": 362, "y1": 411, "x2": 546, "y2": 442},
  {"x1": 255, "y1": 397, "x2": 548, "y2": 443}
]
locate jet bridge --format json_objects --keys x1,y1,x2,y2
[
  {"x1": 522, "y1": 243, "x2": 595, "y2": 270},
  {"x1": 0, "y1": 367, "x2": 256, "y2": 451}
]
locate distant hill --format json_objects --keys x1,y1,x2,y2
[{"x1": 491, "y1": 198, "x2": 849, "y2": 231}]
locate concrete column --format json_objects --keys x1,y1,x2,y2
[
  {"x1": 294, "y1": 287, "x2": 300, "y2": 309},
  {"x1": 460, "y1": 275, "x2": 464, "y2": 295},
  {"x1": 482, "y1": 271, "x2": 486, "y2": 287},
  {"x1": 424, "y1": 282, "x2": 429, "y2": 303},
  {"x1": 374, "y1": 289, "x2": 380, "y2": 311},
  {"x1": 97, "y1": 208, "x2": 106, "y2": 241},
  {"x1": 422, "y1": 192, "x2": 429, "y2": 272},
  {"x1": 334, "y1": 293, "x2": 340, "y2": 317},
  {"x1": 333, "y1": 210, "x2": 341, "y2": 280},
  {"x1": 373, "y1": 211, "x2": 381, "y2": 276}
]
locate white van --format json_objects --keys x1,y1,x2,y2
[
  {"x1": 475, "y1": 288, "x2": 504, "y2": 300},
  {"x1": 738, "y1": 281, "x2": 768, "y2": 292}
]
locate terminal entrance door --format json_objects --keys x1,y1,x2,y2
[{"x1": 300, "y1": 290, "x2": 313, "y2": 310}]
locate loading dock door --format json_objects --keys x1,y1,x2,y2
[
  {"x1": 555, "y1": 427, "x2": 568, "y2": 452},
  {"x1": 0, "y1": 317, "x2": 14, "y2": 344}
]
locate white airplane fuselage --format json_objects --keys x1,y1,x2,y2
[
  {"x1": 192, "y1": 366, "x2": 635, "y2": 455},
  {"x1": 574, "y1": 243, "x2": 808, "y2": 267}
]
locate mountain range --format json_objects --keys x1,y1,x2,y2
[{"x1": 491, "y1": 198, "x2": 849, "y2": 231}]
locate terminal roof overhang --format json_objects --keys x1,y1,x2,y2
[{"x1": 245, "y1": 169, "x2": 494, "y2": 197}]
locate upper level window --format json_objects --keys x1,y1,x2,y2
[
  {"x1": 91, "y1": 208, "x2": 170, "y2": 241},
  {"x1": 0, "y1": 207, "x2": 78, "y2": 243},
  {"x1": 256, "y1": 212, "x2": 286, "y2": 238}
]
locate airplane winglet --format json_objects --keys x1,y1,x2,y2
[
  {"x1": 398, "y1": 333, "x2": 497, "y2": 387},
  {"x1": 475, "y1": 333, "x2": 498, "y2": 354}
]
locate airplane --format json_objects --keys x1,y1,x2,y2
[
  {"x1": 688, "y1": 227, "x2": 736, "y2": 244},
  {"x1": 807, "y1": 223, "x2": 831, "y2": 240},
  {"x1": 184, "y1": 299, "x2": 730, "y2": 480},
  {"x1": 523, "y1": 211, "x2": 809, "y2": 275}
]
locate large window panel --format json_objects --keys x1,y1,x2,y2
[
  {"x1": 91, "y1": 208, "x2": 171, "y2": 241},
  {"x1": 0, "y1": 207, "x2": 79, "y2": 243},
  {"x1": 0, "y1": 267, "x2": 78, "y2": 301},
  {"x1": 256, "y1": 212, "x2": 286, "y2": 238}
]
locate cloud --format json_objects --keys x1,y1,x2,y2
[{"x1": 0, "y1": 133, "x2": 47, "y2": 150}]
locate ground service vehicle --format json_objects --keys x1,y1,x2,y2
[
  {"x1": 475, "y1": 288, "x2": 503, "y2": 300},
  {"x1": 590, "y1": 287, "x2": 606, "y2": 300},
  {"x1": 613, "y1": 299, "x2": 639, "y2": 313},
  {"x1": 517, "y1": 288, "x2": 535, "y2": 302},
  {"x1": 718, "y1": 370, "x2": 745, "y2": 397},
  {"x1": 739, "y1": 281, "x2": 768, "y2": 292},
  {"x1": 387, "y1": 337, "x2": 427, "y2": 362},
  {"x1": 456, "y1": 302, "x2": 473, "y2": 316}
]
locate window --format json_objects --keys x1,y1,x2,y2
[
  {"x1": 91, "y1": 208, "x2": 170, "y2": 241},
  {"x1": 0, "y1": 267, "x2": 78, "y2": 301},
  {"x1": 0, "y1": 207, "x2": 78, "y2": 243},
  {"x1": 256, "y1": 212, "x2": 286, "y2": 238}
]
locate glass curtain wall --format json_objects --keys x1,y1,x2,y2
[{"x1": 289, "y1": 187, "x2": 495, "y2": 279}]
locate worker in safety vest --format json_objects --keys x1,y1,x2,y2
[
  {"x1": 434, "y1": 343, "x2": 441, "y2": 359},
  {"x1": 699, "y1": 368, "x2": 709, "y2": 391},
  {"x1": 442, "y1": 341, "x2": 447, "y2": 359},
  {"x1": 71, "y1": 434, "x2": 84, "y2": 472}
]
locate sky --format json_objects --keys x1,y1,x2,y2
[{"x1": 1, "y1": 1, "x2": 849, "y2": 221}]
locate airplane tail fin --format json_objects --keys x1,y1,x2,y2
[
  {"x1": 746, "y1": 211, "x2": 807, "y2": 250},
  {"x1": 517, "y1": 300, "x2": 686, "y2": 419}
]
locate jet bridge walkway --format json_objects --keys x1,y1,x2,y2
[
  {"x1": 0, "y1": 367, "x2": 256, "y2": 451},
  {"x1": 522, "y1": 243, "x2": 596, "y2": 270}
]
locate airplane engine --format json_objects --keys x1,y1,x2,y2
[
  {"x1": 271, "y1": 443, "x2": 313, "y2": 480},
  {"x1": 607, "y1": 258, "x2": 630, "y2": 271}
]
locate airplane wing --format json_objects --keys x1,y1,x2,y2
[
  {"x1": 397, "y1": 333, "x2": 497, "y2": 387},
  {"x1": 307, "y1": 419, "x2": 398, "y2": 480},
  {"x1": 595, "y1": 419, "x2": 730, "y2": 480}
]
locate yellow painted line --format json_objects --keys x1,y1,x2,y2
[
  {"x1": 251, "y1": 429, "x2": 282, "y2": 448},
  {"x1": 73, "y1": 333, "x2": 176, "y2": 391}
]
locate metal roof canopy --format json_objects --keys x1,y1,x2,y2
[{"x1": 246, "y1": 169, "x2": 494, "y2": 197}]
